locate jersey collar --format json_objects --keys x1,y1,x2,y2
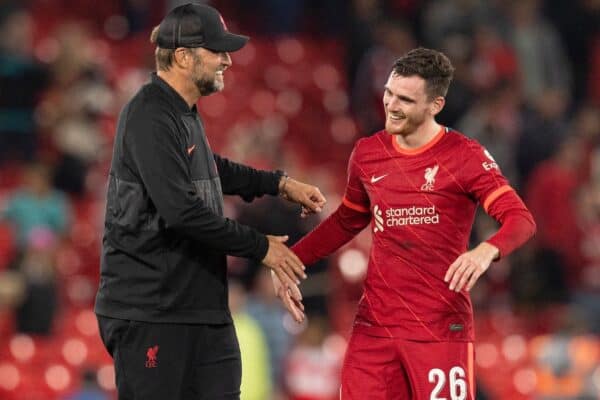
[{"x1": 390, "y1": 126, "x2": 447, "y2": 155}]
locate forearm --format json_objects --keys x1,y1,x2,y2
[
  {"x1": 486, "y1": 211, "x2": 536, "y2": 258},
  {"x1": 214, "y1": 154, "x2": 282, "y2": 201},
  {"x1": 168, "y1": 209, "x2": 269, "y2": 260},
  {"x1": 485, "y1": 191, "x2": 536, "y2": 258},
  {"x1": 292, "y1": 203, "x2": 370, "y2": 265}
]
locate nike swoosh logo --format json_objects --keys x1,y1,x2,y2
[
  {"x1": 370, "y1": 174, "x2": 388, "y2": 183},
  {"x1": 187, "y1": 145, "x2": 196, "y2": 155}
]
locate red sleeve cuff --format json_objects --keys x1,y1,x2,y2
[{"x1": 485, "y1": 190, "x2": 536, "y2": 258}]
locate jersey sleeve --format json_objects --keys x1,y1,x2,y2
[
  {"x1": 342, "y1": 142, "x2": 371, "y2": 214},
  {"x1": 461, "y1": 139, "x2": 512, "y2": 212}
]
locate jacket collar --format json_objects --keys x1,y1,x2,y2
[{"x1": 151, "y1": 72, "x2": 198, "y2": 114}]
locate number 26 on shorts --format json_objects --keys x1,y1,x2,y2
[{"x1": 428, "y1": 366, "x2": 467, "y2": 400}]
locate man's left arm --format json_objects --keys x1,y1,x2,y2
[
  {"x1": 214, "y1": 154, "x2": 326, "y2": 215},
  {"x1": 444, "y1": 140, "x2": 536, "y2": 292},
  {"x1": 445, "y1": 189, "x2": 536, "y2": 292}
]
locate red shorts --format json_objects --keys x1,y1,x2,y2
[{"x1": 341, "y1": 331, "x2": 475, "y2": 400}]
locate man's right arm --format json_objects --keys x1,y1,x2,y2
[
  {"x1": 292, "y1": 142, "x2": 371, "y2": 264},
  {"x1": 291, "y1": 202, "x2": 370, "y2": 265},
  {"x1": 125, "y1": 109, "x2": 269, "y2": 259},
  {"x1": 276, "y1": 202, "x2": 369, "y2": 322}
]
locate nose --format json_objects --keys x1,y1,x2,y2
[
  {"x1": 386, "y1": 96, "x2": 401, "y2": 112},
  {"x1": 221, "y1": 52, "x2": 232, "y2": 68}
]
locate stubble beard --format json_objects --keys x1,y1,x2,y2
[
  {"x1": 191, "y1": 52, "x2": 223, "y2": 96},
  {"x1": 195, "y1": 76, "x2": 221, "y2": 96}
]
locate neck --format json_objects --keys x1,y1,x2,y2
[
  {"x1": 393, "y1": 121, "x2": 441, "y2": 149},
  {"x1": 157, "y1": 70, "x2": 199, "y2": 108}
]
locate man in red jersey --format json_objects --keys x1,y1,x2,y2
[{"x1": 274, "y1": 48, "x2": 536, "y2": 399}]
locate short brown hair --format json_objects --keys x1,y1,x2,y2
[
  {"x1": 150, "y1": 25, "x2": 175, "y2": 71},
  {"x1": 392, "y1": 47, "x2": 454, "y2": 99}
]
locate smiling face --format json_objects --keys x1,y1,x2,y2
[
  {"x1": 382, "y1": 72, "x2": 444, "y2": 136},
  {"x1": 187, "y1": 47, "x2": 232, "y2": 96}
]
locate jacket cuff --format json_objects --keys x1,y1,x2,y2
[
  {"x1": 265, "y1": 169, "x2": 286, "y2": 196},
  {"x1": 252, "y1": 233, "x2": 269, "y2": 261}
]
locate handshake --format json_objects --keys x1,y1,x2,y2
[
  {"x1": 258, "y1": 176, "x2": 327, "y2": 323},
  {"x1": 261, "y1": 234, "x2": 306, "y2": 324}
]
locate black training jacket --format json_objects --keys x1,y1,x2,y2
[{"x1": 95, "y1": 73, "x2": 283, "y2": 324}]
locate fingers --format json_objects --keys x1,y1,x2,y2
[
  {"x1": 286, "y1": 279, "x2": 303, "y2": 301},
  {"x1": 444, "y1": 258, "x2": 461, "y2": 283},
  {"x1": 465, "y1": 269, "x2": 483, "y2": 291},
  {"x1": 300, "y1": 206, "x2": 310, "y2": 218},
  {"x1": 282, "y1": 291, "x2": 305, "y2": 323},
  {"x1": 300, "y1": 194, "x2": 323, "y2": 214},
  {"x1": 445, "y1": 257, "x2": 481, "y2": 292},
  {"x1": 447, "y1": 260, "x2": 470, "y2": 292},
  {"x1": 282, "y1": 254, "x2": 307, "y2": 283},
  {"x1": 271, "y1": 271, "x2": 305, "y2": 323},
  {"x1": 453, "y1": 265, "x2": 474, "y2": 292},
  {"x1": 273, "y1": 268, "x2": 300, "y2": 294},
  {"x1": 292, "y1": 295, "x2": 305, "y2": 311},
  {"x1": 284, "y1": 180, "x2": 326, "y2": 214},
  {"x1": 308, "y1": 187, "x2": 326, "y2": 209},
  {"x1": 264, "y1": 236, "x2": 307, "y2": 283}
]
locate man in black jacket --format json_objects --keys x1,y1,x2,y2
[{"x1": 95, "y1": 4, "x2": 325, "y2": 399}]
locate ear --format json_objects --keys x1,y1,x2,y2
[
  {"x1": 430, "y1": 96, "x2": 445, "y2": 116},
  {"x1": 173, "y1": 48, "x2": 190, "y2": 69}
]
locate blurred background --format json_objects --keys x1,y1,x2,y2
[{"x1": 0, "y1": 0, "x2": 598, "y2": 399}]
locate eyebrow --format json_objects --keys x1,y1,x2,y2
[{"x1": 384, "y1": 85, "x2": 416, "y2": 103}]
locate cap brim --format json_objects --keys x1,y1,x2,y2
[{"x1": 204, "y1": 32, "x2": 249, "y2": 52}]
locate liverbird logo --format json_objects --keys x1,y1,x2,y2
[
  {"x1": 420, "y1": 164, "x2": 439, "y2": 191},
  {"x1": 145, "y1": 345, "x2": 159, "y2": 368}
]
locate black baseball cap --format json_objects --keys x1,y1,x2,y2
[{"x1": 156, "y1": 3, "x2": 249, "y2": 52}]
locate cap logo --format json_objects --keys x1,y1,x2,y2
[{"x1": 219, "y1": 14, "x2": 228, "y2": 30}]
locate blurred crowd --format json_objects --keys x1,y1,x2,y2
[{"x1": 0, "y1": 0, "x2": 598, "y2": 399}]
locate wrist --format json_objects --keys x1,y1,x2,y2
[
  {"x1": 481, "y1": 241, "x2": 500, "y2": 261},
  {"x1": 278, "y1": 173, "x2": 290, "y2": 198}
]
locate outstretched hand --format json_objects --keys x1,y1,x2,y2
[
  {"x1": 271, "y1": 270, "x2": 305, "y2": 323},
  {"x1": 280, "y1": 177, "x2": 326, "y2": 218},
  {"x1": 261, "y1": 235, "x2": 307, "y2": 300}
]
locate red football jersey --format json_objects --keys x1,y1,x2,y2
[{"x1": 342, "y1": 126, "x2": 512, "y2": 342}]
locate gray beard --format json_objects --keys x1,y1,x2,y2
[
  {"x1": 190, "y1": 52, "x2": 223, "y2": 96},
  {"x1": 195, "y1": 77, "x2": 219, "y2": 96}
]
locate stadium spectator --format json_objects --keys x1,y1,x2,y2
[
  {"x1": 246, "y1": 268, "x2": 294, "y2": 394},
  {"x1": 284, "y1": 316, "x2": 343, "y2": 400},
  {"x1": 38, "y1": 23, "x2": 112, "y2": 195},
  {"x1": 0, "y1": 6, "x2": 49, "y2": 162},
  {"x1": 1, "y1": 163, "x2": 70, "y2": 248},
  {"x1": 525, "y1": 134, "x2": 585, "y2": 280},
  {"x1": 507, "y1": 0, "x2": 572, "y2": 105},
  {"x1": 64, "y1": 368, "x2": 110, "y2": 400},
  {"x1": 12, "y1": 227, "x2": 59, "y2": 335}
]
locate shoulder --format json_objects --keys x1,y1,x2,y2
[
  {"x1": 352, "y1": 130, "x2": 387, "y2": 157},
  {"x1": 127, "y1": 83, "x2": 172, "y2": 117},
  {"x1": 444, "y1": 128, "x2": 487, "y2": 154},
  {"x1": 123, "y1": 84, "x2": 179, "y2": 134}
]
